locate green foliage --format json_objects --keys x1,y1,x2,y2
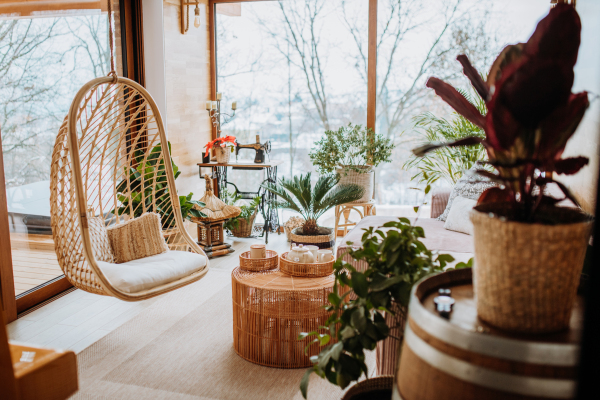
[
  {"x1": 300, "y1": 218, "x2": 467, "y2": 398},
  {"x1": 113, "y1": 142, "x2": 206, "y2": 229},
  {"x1": 262, "y1": 173, "x2": 364, "y2": 234},
  {"x1": 309, "y1": 123, "x2": 395, "y2": 175},
  {"x1": 223, "y1": 191, "x2": 261, "y2": 231},
  {"x1": 404, "y1": 91, "x2": 487, "y2": 185}
]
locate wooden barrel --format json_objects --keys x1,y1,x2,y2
[{"x1": 395, "y1": 268, "x2": 581, "y2": 400}]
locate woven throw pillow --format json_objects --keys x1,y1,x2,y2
[
  {"x1": 437, "y1": 166, "x2": 497, "y2": 222},
  {"x1": 444, "y1": 196, "x2": 477, "y2": 235},
  {"x1": 88, "y1": 217, "x2": 115, "y2": 263},
  {"x1": 107, "y1": 213, "x2": 169, "y2": 263}
]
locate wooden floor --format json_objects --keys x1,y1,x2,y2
[
  {"x1": 7, "y1": 233, "x2": 295, "y2": 353},
  {"x1": 9, "y1": 233, "x2": 63, "y2": 295}
]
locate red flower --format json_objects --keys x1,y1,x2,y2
[{"x1": 204, "y1": 136, "x2": 237, "y2": 157}]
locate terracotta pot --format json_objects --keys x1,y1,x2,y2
[
  {"x1": 337, "y1": 166, "x2": 373, "y2": 203},
  {"x1": 469, "y1": 206, "x2": 592, "y2": 333}
]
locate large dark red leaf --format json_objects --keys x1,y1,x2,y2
[
  {"x1": 487, "y1": 44, "x2": 525, "y2": 88},
  {"x1": 494, "y1": 58, "x2": 574, "y2": 129},
  {"x1": 425, "y1": 77, "x2": 487, "y2": 129},
  {"x1": 412, "y1": 137, "x2": 485, "y2": 157},
  {"x1": 485, "y1": 90, "x2": 524, "y2": 151},
  {"x1": 457, "y1": 55, "x2": 489, "y2": 101},
  {"x1": 525, "y1": 3, "x2": 581, "y2": 69},
  {"x1": 537, "y1": 92, "x2": 589, "y2": 160},
  {"x1": 552, "y1": 157, "x2": 589, "y2": 175},
  {"x1": 477, "y1": 187, "x2": 513, "y2": 206}
]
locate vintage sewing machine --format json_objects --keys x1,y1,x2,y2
[{"x1": 235, "y1": 135, "x2": 271, "y2": 163}]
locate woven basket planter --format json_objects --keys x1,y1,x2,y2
[
  {"x1": 280, "y1": 252, "x2": 334, "y2": 277},
  {"x1": 470, "y1": 207, "x2": 593, "y2": 333},
  {"x1": 215, "y1": 147, "x2": 231, "y2": 164},
  {"x1": 230, "y1": 212, "x2": 257, "y2": 238},
  {"x1": 239, "y1": 250, "x2": 278, "y2": 272},
  {"x1": 337, "y1": 166, "x2": 373, "y2": 203},
  {"x1": 342, "y1": 376, "x2": 393, "y2": 400},
  {"x1": 290, "y1": 227, "x2": 335, "y2": 250},
  {"x1": 376, "y1": 301, "x2": 406, "y2": 376}
]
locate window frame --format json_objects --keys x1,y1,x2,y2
[
  {"x1": 0, "y1": 0, "x2": 144, "y2": 322},
  {"x1": 207, "y1": 0, "x2": 378, "y2": 141}
]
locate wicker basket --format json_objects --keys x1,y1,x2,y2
[
  {"x1": 239, "y1": 250, "x2": 278, "y2": 272},
  {"x1": 470, "y1": 207, "x2": 593, "y2": 333},
  {"x1": 215, "y1": 147, "x2": 231, "y2": 164},
  {"x1": 376, "y1": 301, "x2": 406, "y2": 376},
  {"x1": 230, "y1": 212, "x2": 257, "y2": 238},
  {"x1": 337, "y1": 166, "x2": 373, "y2": 203},
  {"x1": 342, "y1": 376, "x2": 393, "y2": 400},
  {"x1": 280, "y1": 252, "x2": 334, "y2": 277},
  {"x1": 290, "y1": 227, "x2": 335, "y2": 250}
]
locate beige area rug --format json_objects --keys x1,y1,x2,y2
[{"x1": 73, "y1": 269, "x2": 375, "y2": 400}]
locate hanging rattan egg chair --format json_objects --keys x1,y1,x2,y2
[{"x1": 49, "y1": 3, "x2": 208, "y2": 301}]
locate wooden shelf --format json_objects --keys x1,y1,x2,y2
[{"x1": 197, "y1": 160, "x2": 284, "y2": 168}]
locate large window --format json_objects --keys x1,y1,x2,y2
[
  {"x1": 0, "y1": 11, "x2": 116, "y2": 300},
  {"x1": 215, "y1": 0, "x2": 551, "y2": 218},
  {"x1": 216, "y1": 0, "x2": 368, "y2": 181}
]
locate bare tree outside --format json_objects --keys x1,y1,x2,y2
[
  {"x1": 0, "y1": 16, "x2": 109, "y2": 188},
  {"x1": 215, "y1": 0, "x2": 550, "y2": 205}
]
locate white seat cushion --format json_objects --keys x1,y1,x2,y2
[{"x1": 97, "y1": 251, "x2": 207, "y2": 294}]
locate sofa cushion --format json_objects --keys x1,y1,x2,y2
[
  {"x1": 107, "y1": 213, "x2": 169, "y2": 263},
  {"x1": 437, "y1": 166, "x2": 496, "y2": 222},
  {"x1": 97, "y1": 251, "x2": 207, "y2": 294},
  {"x1": 339, "y1": 216, "x2": 474, "y2": 254},
  {"x1": 444, "y1": 196, "x2": 477, "y2": 235},
  {"x1": 88, "y1": 216, "x2": 115, "y2": 263}
]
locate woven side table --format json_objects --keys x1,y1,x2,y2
[
  {"x1": 334, "y1": 200, "x2": 376, "y2": 238},
  {"x1": 231, "y1": 267, "x2": 334, "y2": 368}
]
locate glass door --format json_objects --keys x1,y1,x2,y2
[{"x1": 0, "y1": 9, "x2": 120, "y2": 311}]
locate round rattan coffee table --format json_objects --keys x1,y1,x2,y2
[{"x1": 231, "y1": 267, "x2": 334, "y2": 368}]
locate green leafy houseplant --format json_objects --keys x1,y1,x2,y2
[
  {"x1": 309, "y1": 124, "x2": 395, "y2": 175},
  {"x1": 262, "y1": 173, "x2": 364, "y2": 235},
  {"x1": 404, "y1": 91, "x2": 487, "y2": 186},
  {"x1": 299, "y1": 218, "x2": 467, "y2": 398},
  {"x1": 113, "y1": 142, "x2": 206, "y2": 229},
  {"x1": 223, "y1": 192, "x2": 261, "y2": 231}
]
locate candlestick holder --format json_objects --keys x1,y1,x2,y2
[{"x1": 206, "y1": 94, "x2": 236, "y2": 138}]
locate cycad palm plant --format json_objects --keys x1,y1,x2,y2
[{"x1": 263, "y1": 173, "x2": 364, "y2": 235}]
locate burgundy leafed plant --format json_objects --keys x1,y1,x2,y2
[{"x1": 414, "y1": 4, "x2": 590, "y2": 222}]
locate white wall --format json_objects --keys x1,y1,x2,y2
[
  {"x1": 561, "y1": 0, "x2": 600, "y2": 213},
  {"x1": 142, "y1": 0, "x2": 168, "y2": 127}
]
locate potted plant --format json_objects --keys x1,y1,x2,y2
[
  {"x1": 224, "y1": 192, "x2": 261, "y2": 238},
  {"x1": 262, "y1": 173, "x2": 364, "y2": 249},
  {"x1": 309, "y1": 124, "x2": 394, "y2": 203},
  {"x1": 413, "y1": 4, "x2": 593, "y2": 333},
  {"x1": 114, "y1": 142, "x2": 206, "y2": 230},
  {"x1": 299, "y1": 218, "x2": 462, "y2": 399},
  {"x1": 204, "y1": 135, "x2": 236, "y2": 164},
  {"x1": 403, "y1": 90, "x2": 487, "y2": 185}
]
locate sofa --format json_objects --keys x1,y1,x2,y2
[{"x1": 336, "y1": 187, "x2": 474, "y2": 269}]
